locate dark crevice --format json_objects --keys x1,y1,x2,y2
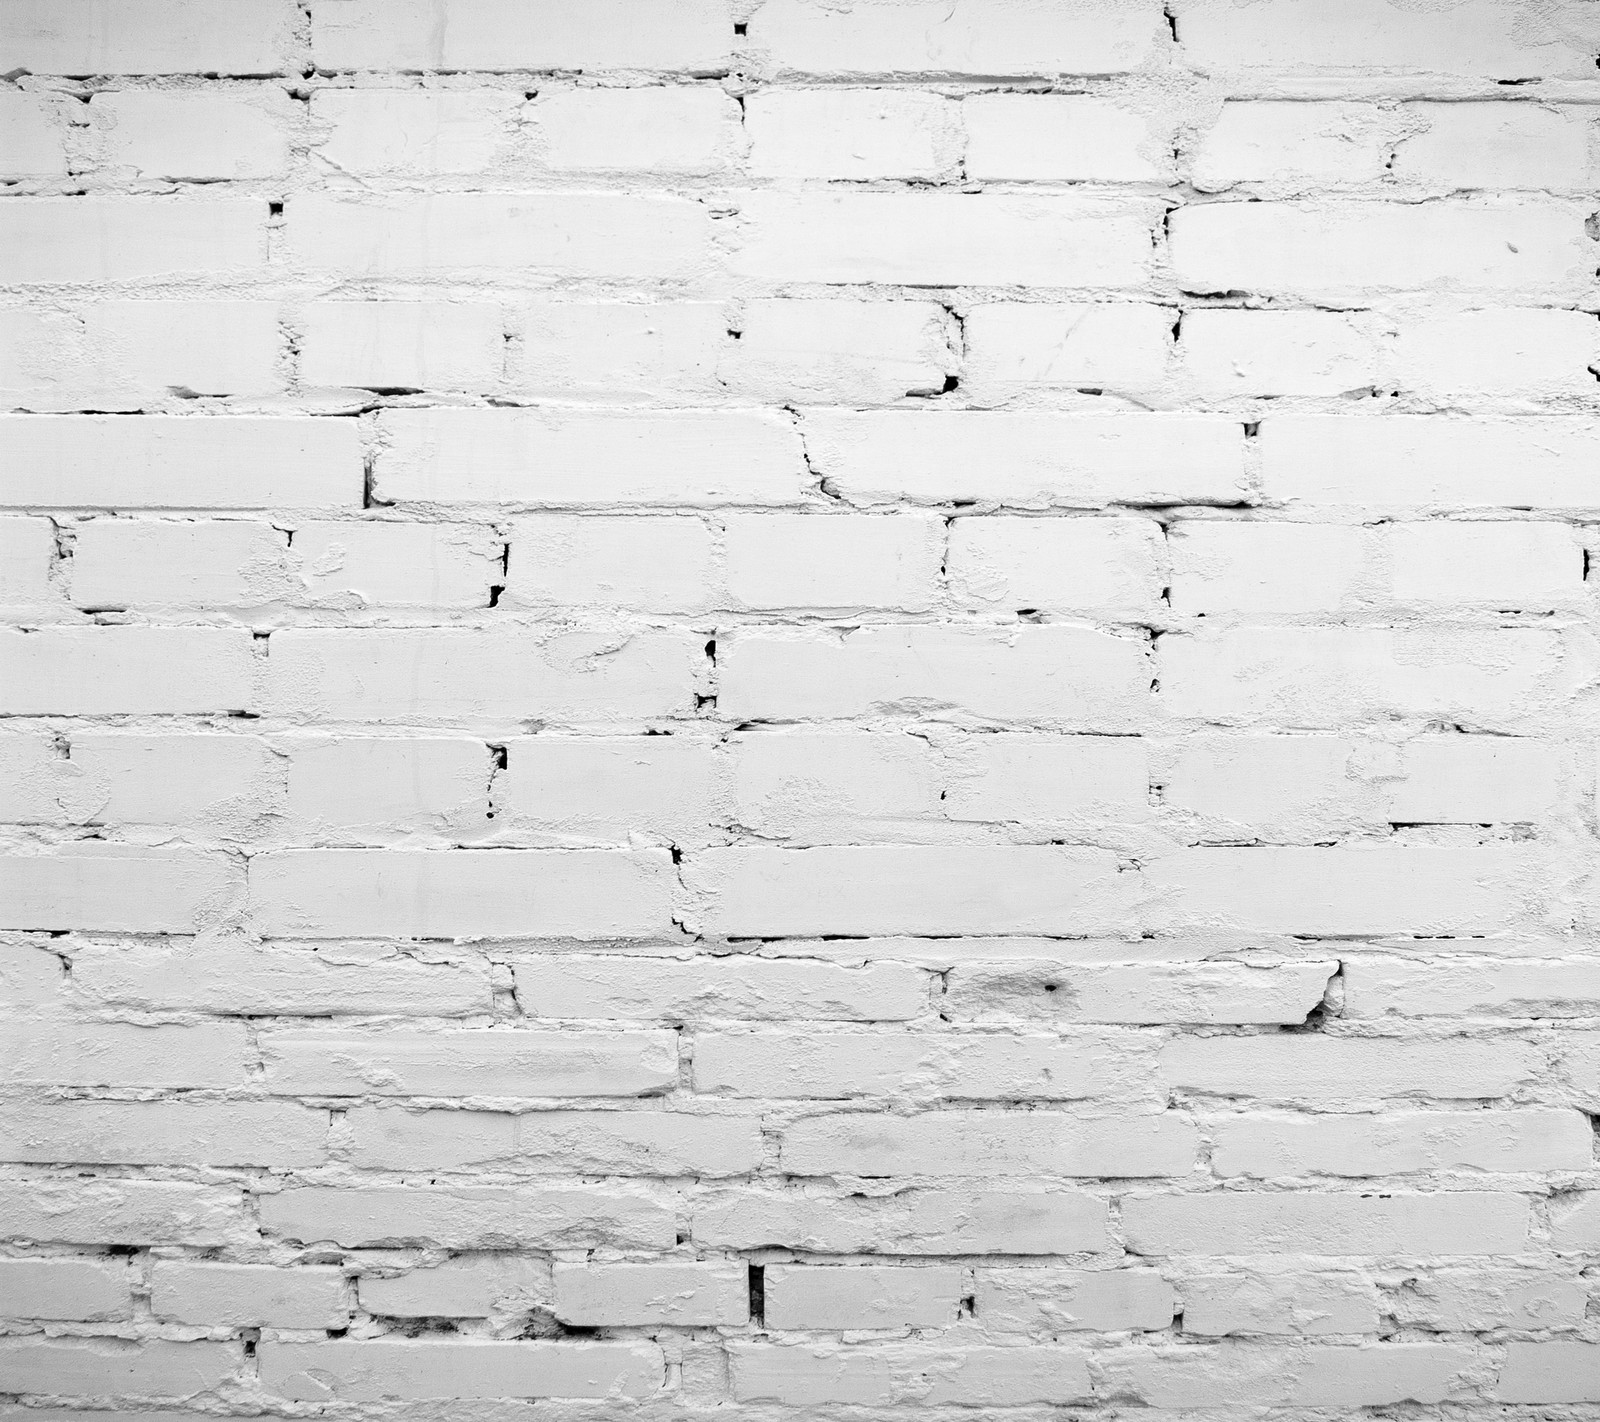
[{"x1": 748, "y1": 1264, "x2": 765, "y2": 1325}]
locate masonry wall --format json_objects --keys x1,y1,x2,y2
[{"x1": 2, "y1": 0, "x2": 1600, "y2": 1412}]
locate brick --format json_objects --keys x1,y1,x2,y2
[
  {"x1": 1168, "y1": 522, "x2": 1362, "y2": 614},
  {"x1": 1162, "y1": 734, "x2": 1360, "y2": 836},
  {"x1": 1176, "y1": 0, "x2": 1596, "y2": 79},
  {"x1": 1178, "y1": 310, "x2": 1381, "y2": 397},
  {"x1": 1387, "y1": 521, "x2": 1583, "y2": 608},
  {"x1": 508, "y1": 515, "x2": 715, "y2": 612},
  {"x1": 782, "y1": 1111, "x2": 1196, "y2": 1179},
  {"x1": 347, "y1": 1105, "x2": 762, "y2": 1175},
  {"x1": 1160, "y1": 628, "x2": 1568, "y2": 728},
  {"x1": 498, "y1": 736, "x2": 718, "y2": 845},
  {"x1": 286, "y1": 737, "x2": 488, "y2": 833},
  {"x1": 0, "y1": 1098, "x2": 326, "y2": 1167},
  {"x1": 1, "y1": 416, "x2": 359, "y2": 511},
  {"x1": 553, "y1": 1262, "x2": 747, "y2": 1326},
  {"x1": 514, "y1": 955, "x2": 928, "y2": 1022},
  {"x1": 151, "y1": 1263, "x2": 347, "y2": 1328},
  {"x1": 964, "y1": 94, "x2": 1168, "y2": 181},
  {"x1": 361, "y1": 1256, "x2": 550, "y2": 1317},
  {"x1": 259, "y1": 1339, "x2": 664, "y2": 1402},
  {"x1": 290, "y1": 194, "x2": 712, "y2": 278},
  {"x1": 945, "y1": 960, "x2": 1336, "y2": 1026},
  {"x1": 1262, "y1": 417, "x2": 1600, "y2": 509},
  {"x1": 733, "y1": 192, "x2": 1156, "y2": 286},
  {"x1": 1171, "y1": 201, "x2": 1591, "y2": 300},
  {"x1": 1122, "y1": 1191, "x2": 1529, "y2": 1256},
  {"x1": 729, "y1": 731, "x2": 941, "y2": 841},
  {"x1": 519, "y1": 301, "x2": 725, "y2": 401},
  {"x1": 1211, "y1": 1108, "x2": 1590, "y2": 1177},
  {"x1": 697, "y1": 845, "x2": 1140, "y2": 936},
  {"x1": 943, "y1": 735, "x2": 1150, "y2": 827},
  {"x1": 310, "y1": 90, "x2": 519, "y2": 175},
  {"x1": 1391, "y1": 1267, "x2": 1586, "y2": 1332},
  {"x1": 1498, "y1": 1343, "x2": 1600, "y2": 1403},
  {"x1": 0, "y1": 200, "x2": 267, "y2": 283},
  {"x1": 0, "y1": 847, "x2": 236, "y2": 932},
  {"x1": 732, "y1": 298, "x2": 958, "y2": 403},
  {"x1": 752, "y1": 0, "x2": 1159, "y2": 76},
  {"x1": 0, "y1": 93, "x2": 66, "y2": 177},
  {"x1": 0, "y1": 628, "x2": 252, "y2": 716},
  {"x1": 0, "y1": 302, "x2": 283, "y2": 411},
  {"x1": 311, "y1": 0, "x2": 729, "y2": 71},
  {"x1": 763, "y1": 1264, "x2": 962, "y2": 1328},
  {"x1": 1, "y1": 1020, "x2": 251, "y2": 1088},
  {"x1": 262, "y1": 1028, "x2": 677, "y2": 1096},
  {"x1": 803, "y1": 412, "x2": 1245, "y2": 507},
  {"x1": 291, "y1": 522, "x2": 498, "y2": 607},
  {"x1": 693, "y1": 1028, "x2": 1157, "y2": 1101},
  {"x1": 251, "y1": 848, "x2": 675, "y2": 939},
  {"x1": 70, "y1": 939, "x2": 493, "y2": 1017},
  {"x1": 375, "y1": 408, "x2": 805, "y2": 507},
  {"x1": 0, "y1": 940, "x2": 62, "y2": 1012},
  {"x1": 0, "y1": 518, "x2": 58, "y2": 603},
  {"x1": 694, "y1": 1186, "x2": 1108, "y2": 1254},
  {"x1": 1394, "y1": 103, "x2": 1593, "y2": 190},
  {"x1": 946, "y1": 516, "x2": 1163, "y2": 612},
  {"x1": 1384, "y1": 735, "x2": 1564, "y2": 823},
  {"x1": 1192, "y1": 102, "x2": 1393, "y2": 190},
  {"x1": 262, "y1": 1184, "x2": 674, "y2": 1249},
  {"x1": 267, "y1": 629, "x2": 699, "y2": 722},
  {"x1": 962, "y1": 303, "x2": 1172, "y2": 397},
  {"x1": 2, "y1": 0, "x2": 291, "y2": 74},
  {"x1": 0, "y1": 1257, "x2": 130, "y2": 1321},
  {"x1": 1344, "y1": 957, "x2": 1600, "y2": 1020},
  {"x1": 729, "y1": 1342, "x2": 1090, "y2": 1406},
  {"x1": 538, "y1": 87, "x2": 739, "y2": 173},
  {"x1": 976, "y1": 1268, "x2": 1175, "y2": 1332},
  {"x1": 1106, "y1": 1341, "x2": 1476, "y2": 1408},
  {"x1": 746, "y1": 89, "x2": 960, "y2": 180},
  {"x1": 1181, "y1": 1270, "x2": 1378, "y2": 1336},
  {"x1": 1159, "y1": 1034, "x2": 1541, "y2": 1106},
  {"x1": 719, "y1": 625, "x2": 1151, "y2": 725},
  {"x1": 0, "y1": 1179, "x2": 246, "y2": 1246},
  {"x1": 299, "y1": 301, "x2": 506, "y2": 390},
  {"x1": 726, "y1": 513, "x2": 943, "y2": 610},
  {"x1": 92, "y1": 90, "x2": 291, "y2": 178},
  {"x1": 1552, "y1": 1193, "x2": 1600, "y2": 1251},
  {"x1": 0, "y1": 1338, "x2": 240, "y2": 1399},
  {"x1": 71, "y1": 521, "x2": 288, "y2": 608},
  {"x1": 1395, "y1": 308, "x2": 1600, "y2": 397}
]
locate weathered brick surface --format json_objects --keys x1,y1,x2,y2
[{"x1": 0, "y1": 0, "x2": 1596, "y2": 1410}]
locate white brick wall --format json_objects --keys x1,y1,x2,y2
[{"x1": 1, "y1": 0, "x2": 1597, "y2": 1410}]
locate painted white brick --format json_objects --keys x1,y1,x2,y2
[
  {"x1": 962, "y1": 303, "x2": 1173, "y2": 397},
  {"x1": 1192, "y1": 102, "x2": 1393, "y2": 191},
  {"x1": 763, "y1": 1264, "x2": 961, "y2": 1329},
  {"x1": 360, "y1": 1256, "x2": 550, "y2": 1317},
  {"x1": 0, "y1": 1338, "x2": 241, "y2": 1399},
  {"x1": 0, "y1": 1098, "x2": 325, "y2": 1167},
  {"x1": 1178, "y1": 310, "x2": 1381, "y2": 397},
  {"x1": 0, "y1": 199, "x2": 268, "y2": 283},
  {"x1": 977, "y1": 1268, "x2": 1175, "y2": 1332},
  {"x1": 553, "y1": 1262, "x2": 747, "y2": 1325},
  {"x1": 0, "y1": 517, "x2": 57, "y2": 604},
  {"x1": 944, "y1": 735, "x2": 1150, "y2": 827},
  {"x1": 0, "y1": 1257, "x2": 130, "y2": 1321},
  {"x1": 0, "y1": 1179, "x2": 247, "y2": 1247},
  {"x1": 1393, "y1": 103, "x2": 1593, "y2": 190},
  {"x1": 1393, "y1": 308, "x2": 1600, "y2": 397},
  {"x1": 92, "y1": 90, "x2": 292, "y2": 178},
  {"x1": 508, "y1": 515, "x2": 714, "y2": 612},
  {"x1": 67, "y1": 733, "x2": 279, "y2": 828},
  {"x1": 746, "y1": 89, "x2": 960, "y2": 179},
  {"x1": 538, "y1": 87, "x2": 739, "y2": 173},
  {"x1": 0, "y1": 93, "x2": 67, "y2": 177},
  {"x1": 1385, "y1": 735, "x2": 1564, "y2": 824},
  {"x1": 300, "y1": 302, "x2": 506, "y2": 391},
  {"x1": 1, "y1": 1020, "x2": 251, "y2": 1088},
  {"x1": 1386, "y1": 522, "x2": 1583, "y2": 607},
  {"x1": 1181, "y1": 1270, "x2": 1379, "y2": 1336},
  {"x1": 947, "y1": 516, "x2": 1163, "y2": 612},
  {"x1": 726, "y1": 513, "x2": 943, "y2": 611},
  {"x1": 730, "y1": 1341, "x2": 1090, "y2": 1406},
  {"x1": 150, "y1": 1262, "x2": 348, "y2": 1328},
  {"x1": 964, "y1": 95, "x2": 1169, "y2": 181},
  {"x1": 3, "y1": 0, "x2": 292, "y2": 75},
  {"x1": 286, "y1": 737, "x2": 489, "y2": 834},
  {"x1": 70, "y1": 519, "x2": 291, "y2": 607},
  {"x1": 0, "y1": 629, "x2": 253, "y2": 714},
  {"x1": 311, "y1": 90, "x2": 519, "y2": 175},
  {"x1": 1391, "y1": 1267, "x2": 1587, "y2": 1332},
  {"x1": 519, "y1": 302, "x2": 725, "y2": 402}
]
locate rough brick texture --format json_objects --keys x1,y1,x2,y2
[{"x1": 2, "y1": 0, "x2": 1599, "y2": 1412}]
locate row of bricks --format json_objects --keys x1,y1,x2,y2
[
  {"x1": 9, "y1": 1022, "x2": 1587, "y2": 1106},
  {"x1": 0, "y1": 625, "x2": 1589, "y2": 730},
  {"x1": 0, "y1": 730, "x2": 1567, "y2": 839},
  {"x1": 7, "y1": 0, "x2": 1592, "y2": 82},
  {"x1": 0, "y1": 843, "x2": 1583, "y2": 937},
  {"x1": 7, "y1": 1333, "x2": 1600, "y2": 1408},
  {"x1": 17, "y1": 414, "x2": 1600, "y2": 512},
  {"x1": 5, "y1": 1099, "x2": 1590, "y2": 1177},
  {"x1": 3, "y1": 193, "x2": 1594, "y2": 295},
  {"x1": 7, "y1": 516, "x2": 1592, "y2": 615},
  {"x1": 7, "y1": 1178, "x2": 1598, "y2": 1257},
  {"x1": 10, "y1": 88, "x2": 1594, "y2": 190},
  {"x1": 0, "y1": 1254, "x2": 1585, "y2": 1335},
  {"x1": 15, "y1": 302, "x2": 1598, "y2": 410},
  {"x1": 13, "y1": 943, "x2": 1594, "y2": 1024}
]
